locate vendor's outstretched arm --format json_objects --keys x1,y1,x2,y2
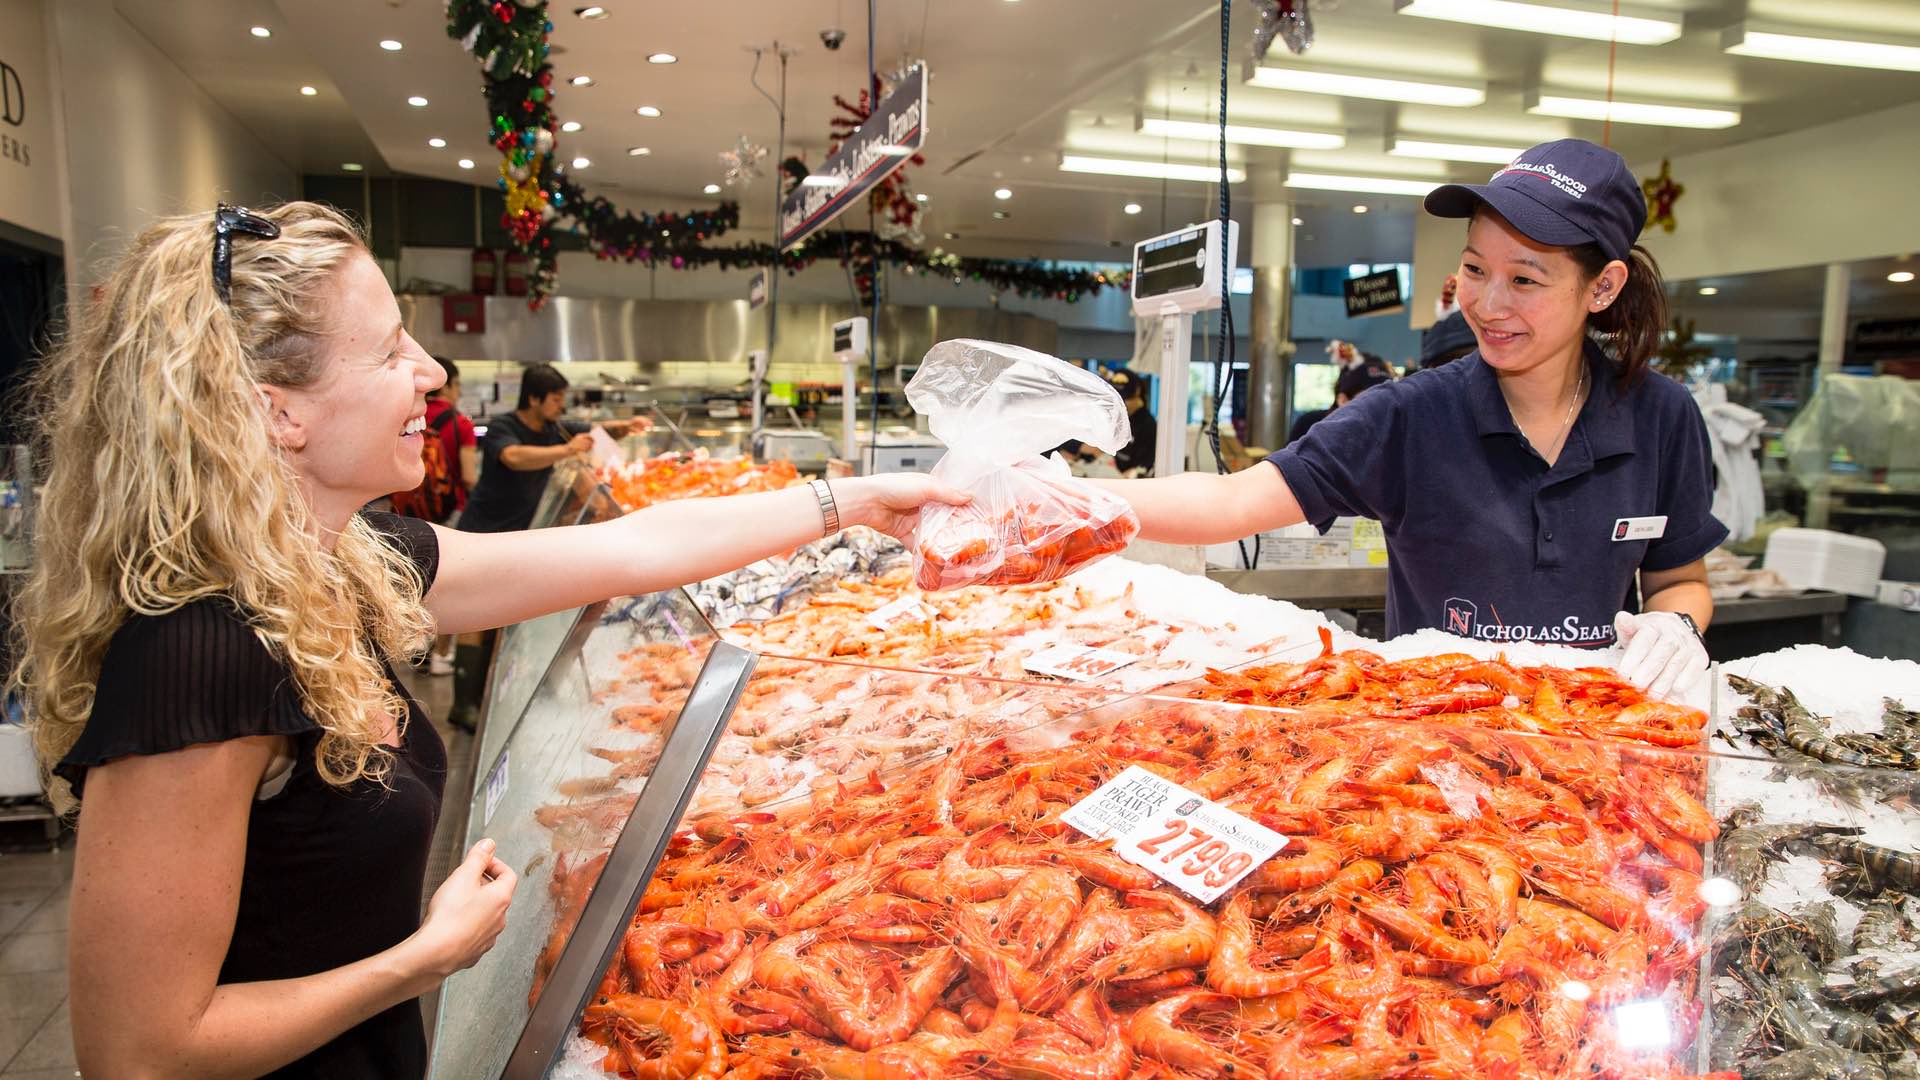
[{"x1": 1095, "y1": 461, "x2": 1307, "y2": 546}]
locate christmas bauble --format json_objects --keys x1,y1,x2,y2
[{"x1": 534, "y1": 128, "x2": 555, "y2": 155}]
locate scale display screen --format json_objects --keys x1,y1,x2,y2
[{"x1": 1132, "y1": 228, "x2": 1208, "y2": 301}]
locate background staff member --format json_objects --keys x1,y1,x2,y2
[
  {"x1": 456, "y1": 361, "x2": 627, "y2": 535},
  {"x1": 1101, "y1": 139, "x2": 1725, "y2": 699}
]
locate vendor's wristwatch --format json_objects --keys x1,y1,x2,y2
[
  {"x1": 1673, "y1": 612, "x2": 1707, "y2": 656},
  {"x1": 809, "y1": 478, "x2": 841, "y2": 536}
]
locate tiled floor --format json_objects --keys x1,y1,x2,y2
[{"x1": 0, "y1": 661, "x2": 473, "y2": 1078}]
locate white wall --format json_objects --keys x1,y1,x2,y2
[{"x1": 47, "y1": 0, "x2": 296, "y2": 286}]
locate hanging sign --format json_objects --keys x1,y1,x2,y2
[
  {"x1": 748, "y1": 269, "x2": 768, "y2": 310},
  {"x1": 1343, "y1": 270, "x2": 1405, "y2": 318},
  {"x1": 779, "y1": 64, "x2": 926, "y2": 251},
  {"x1": 1060, "y1": 765, "x2": 1287, "y2": 903}
]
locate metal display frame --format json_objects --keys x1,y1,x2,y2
[{"x1": 497, "y1": 638, "x2": 757, "y2": 1079}]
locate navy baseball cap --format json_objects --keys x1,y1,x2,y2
[{"x1": 1424, "y1": 138, "x2": 1646, "y2": 262}]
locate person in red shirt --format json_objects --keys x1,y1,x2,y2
[{"x1": 425, "y1": 357, "x2": 478, "y2": 673}]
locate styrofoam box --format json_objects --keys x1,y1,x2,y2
[
  {"x1": 1879, "y1": 580, "x2": 1920, "y2": 612},
  {"x1": 1764, "y1": 527, "x2": 1887, "y2": 598},
  {"x1": 0, "y1": 723, "x2": 42, "y2": 799}
]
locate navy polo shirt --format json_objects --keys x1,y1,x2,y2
[{"x1": 1267, "y1": 342, "x2": 1727, "y2": 647}]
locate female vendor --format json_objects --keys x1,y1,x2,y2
[{"x1": 1105, "y1": 139, "x2": 1727, "y2": 700}]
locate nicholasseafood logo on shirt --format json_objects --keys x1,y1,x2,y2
[
  {"x1": 1443, "y1": 596, "x2": 1615, "y2": 647},
  {"x1": 1496, "y1": 160, "x2": 1588, "y2": 200}
]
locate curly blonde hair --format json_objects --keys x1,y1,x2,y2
[{"x1": 11, "y1": 202, "x2": 435, "y2": 813}]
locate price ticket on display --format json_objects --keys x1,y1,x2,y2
[
  {"x1": 867, "y1": 595, "x2": 936, "y2": 631},
  {"x1": 1022, "y1": 642, "x2": 1142, "y2": 682},
  {"x1": 1060, "y1": 765, "x2": 1287, "y2": 903}
]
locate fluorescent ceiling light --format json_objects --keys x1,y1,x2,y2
[
  {"x1": 636, "y1": 105, "x2": 662, "y2": 117},
  {"x1": 428, "y1": 137, "x2": 446, "y2": 148},
  {"x1": 1395, "y1": 0, "x2": 1680, "y2": 45},
  {"x1": 1245, "y1": 62, "x2": 1485, "y2": 106},
  {"x1": 1286, "y1": 172, "x2": 1441, "y2": 196},
  {"x1": 1723, "y1": 22, "x2": 1920, "y2": 72},
  {"x1": 1527, "y1": 91, "x2": 1740, "y2": 129},
  {"x1": 1697, "y1": 286, "x2": 1718, "y2": 296},
  {"x1": 1139, "y1": 115, "x2": 1345, "y2": 149},
  {"x1": 1061, "y1": 155, "x2": 1245, "y2": 183},
  {"x1": 704, "y1": 184, "x2": 722, "y2": 194},
  {"x1": 1353, "y1": 204, "x2": 1369, "y2": 213},
  {"x1": 379, "y1": 39, "x2": 403, "y2": 51},
  {"x1": 801, "y1": 175, "x2": 844, "y2": 188},
  {"x1": 1390, "y1": 137, "x2": 1528, "y2": 164},
  {"x1": 341, "y1": 163, "x2": 363, "y2": 172}
]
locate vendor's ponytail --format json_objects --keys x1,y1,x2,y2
[{"x1": 1573, "y1": 242, "x2": 1667, "y2": 387}]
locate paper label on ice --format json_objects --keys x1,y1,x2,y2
[
  {"x1": 1022, "y1": 642, "x2": 1141, "y2": 682},
  {"x1": 868, "y1": 595, "x2": 936, "y2": 630},
  {"x1": 483, "y1": 751, "x2": 509, "y2": 827},
  {"x1": 1061, "y1": 765, "x2": 1287, "y2": 903},
  {"x1": 588, "y1": 425, "x2": 627, "y2": 468}
]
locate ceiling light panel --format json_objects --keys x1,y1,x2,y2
[
  {"x1": 1245, "y1": 61, "x2": 1486, "y2": 106},
  {"x1": 1723, "y1": 22, "x2": 1920, "y2": 73},
  {"x1": 1138, "y1": 115, "x2": 1346, "y2": 149},
  {"x1": 1527, "y1": 91, "x2": 1741, "y2": 129},
  {"x1": 1060, "y1": 155, "x2": 1246, "y2": 183},
  {"x1": 1390, "y1": 137, "x2": 1529, "y2": 163},
  {"x1": 1395, "y1": 0, "x2": 1681, "y2": 45},
  {"x1": 1285, "y1": 172, "x2": 1442, "y2": 196}
]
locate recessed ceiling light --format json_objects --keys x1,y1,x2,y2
[
  {"x1": 1890, "y1": 271, "x2": 1917, "y2": 284},
  {"x1": 994, "y1": 187, "x2": 1013, "y2": 200},
  {"x1": 299, "y1": 85, "x2": 318, "y2": 96},
  {"x1": 1123, "y1": 202, "x2": 1142, "y2": 215},
  {"x1": 572, "y1": 157, "x2": 591, "y2": 169},
  {"x1": 992, "y1": 210, "x2": 1010, "y2": 220},
  {"x1": 250, "y1": 26, "x2": 272, "y2": 39},
  {"x1": 647, "y1": 52, "x2": 678, "y2": 65},
  {"x1": 407, "y1": 96, "x2": 429, "y2": 108},
  {"x1": 428, "y1": 137, "x2": 447, "y2": 148},
  {"x1": 379, "y1": 39, "x2": 403, "y2": 51},
  {"x1": 944, "y1": 232, "x2": 959, "y2": 240},
  {"x1": 1245, "y1": 63, "x2": 1486, "y2": 107},
  {"x1": 1138, "y1": 116, "x2": 1346, "y2": 150},
  {"x1": 1697, "y1": 286, "x2": 1719, "y2": 296},
  {"x1": 570, "y1": 75, "x2": 595, "y2": 87},
  {"x1": 342, "y1": 162, "x2": 364, "y2": 172},
  {"x1": 627, "y1": 146, "x2": 651, "y2": 156},
  {"x1": 1527, "y1": 90, "x2": 1740, "y2": 129},
  {"x1": 1061, "y1": 155, "x2": 1247, "y2": 183},
  {"x1": 457, "y1": 158, "x2": 475, "y2": 169},
  {"x1": 1283, "y1": 172, "x2": 1441, "y2": 196},
  {"x1": 1353, "y1": 204, "x2": 1369, "y2": 214},
  {"x1": 703, "y1": 183, "x2": 722, "y2": 194},
  {"x1": 1390, "y1": 137, "x2": 1528, "y2": 164},
  {"x1": 1394, "y1": 0, "x2": 1681, "y2": 46},
  {"x1": 1292, "y1": 216, "x2": 1304, "y2": 225},
  {"x1": 636, "y1": 105, "x2": 662, "y2": 118},
  {"x1": 1723, "y1": 21, "x2": 1920, "y2": 73},
  {"x1": 561, "y1": 120, "x2": 583, "y2": 132},
  {"x1": 914, "y1": 193, "x2": 929, "y2": 203},
  {"x1": 575, "y1": 5, "x2": 609, "y2": 18}
]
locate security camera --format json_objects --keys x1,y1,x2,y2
[{"x1": 820, "y1": 27, "x2": 847, "y2": 51}]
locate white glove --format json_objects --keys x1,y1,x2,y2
[{"x1": 1611, "y1": 610, "x2": 1707, "y2": 701}]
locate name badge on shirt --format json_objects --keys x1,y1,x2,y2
[{"x1": 1611, "y1": 515, "x2": 1667, "y2": 542}]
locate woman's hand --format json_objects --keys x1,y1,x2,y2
[
  {"x1": 832, "y1": 473, "x2": 971, "y2": 544},
  {"x1": 410, "y1": 838, "x2": 516, "y2": 979}
]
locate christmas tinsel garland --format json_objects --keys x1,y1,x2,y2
[{"x1": 446, "y1": 0, "x2": 1125, "y2": 309}]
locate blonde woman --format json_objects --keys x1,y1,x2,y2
[{"x1": 13, "y1": 201, "x2": 964, "y2": 1079}]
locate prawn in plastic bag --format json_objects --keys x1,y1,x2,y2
[{"x1": 904, "y1": 339, "x2": 1141, "y2": 590}]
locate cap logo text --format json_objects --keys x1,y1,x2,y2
[{"x1": 1495, "y1": 160, "x2": 1587, "y2": 200}]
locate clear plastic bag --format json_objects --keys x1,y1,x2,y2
[{"x1": 905, "y1": 340, "x2": 1141, "y2": 590}]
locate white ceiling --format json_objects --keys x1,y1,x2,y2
[{"x1": 121, "y1": 0, "x2": 1920, "y2": 269}]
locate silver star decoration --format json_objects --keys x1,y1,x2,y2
[{"x1": 718, "y1": 135, "x2": 768, "y2": 187}]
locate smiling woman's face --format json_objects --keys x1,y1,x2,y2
[
  {"x1": 1455, "y1": 210, "x2": 1597, "y2": 378},
  {"x1": 268, "y1": 253, "x2": 444, "y2": 522}
]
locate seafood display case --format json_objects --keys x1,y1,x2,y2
[{"x1": 429, "y1": 591, "x2": 1920, "y2": 1080}]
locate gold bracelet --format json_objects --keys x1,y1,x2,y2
[{"x1": 809, "y1": 478, "x2": 840, "y2": 536}]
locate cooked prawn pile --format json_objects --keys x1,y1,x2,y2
[
  {"x1": 570, "y1": 693, "x2": 1729, "y2": 1080},
  {"x1": 1192, "y1": 634, "x2": 1711, "y2": 751},
  {"x1": 599, "y1": 453, "x2": 802, "y2": 512}
]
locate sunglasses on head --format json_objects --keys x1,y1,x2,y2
[{"x1": 211, "y1": 204, "x2": 280, "y2": 304}]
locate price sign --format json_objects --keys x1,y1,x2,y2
[
  {"x1": 1022, "y1": 642, "x2": 1142, "y2": 682},
  {"x1": 1060, "y1": 765, "x2": 1287, "y2": 903},
  {"x1": 482, "y1": 751, "x2": 510, "y2": 827},
  {"x1": 868, "y1": 595, "x2": 936, "y2": 630}
]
